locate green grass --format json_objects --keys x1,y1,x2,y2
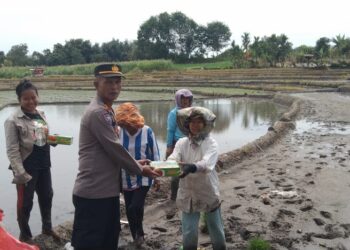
[
  {"x1": 1, "y1": 59, "x2": 350, "y2": 81},
  {"x1": 0, "y1": 60, "x2": 236, "y2": 79},
  {"x1": 173, "y1": 60, "x2": 232, "y2": 70},
  {"x1": 247, "y1": 237, "x2": 271, "y2": 250},
  {"x1": 0, "y1": 59, "x2": 176, "y2": 79},
  {"x1": 124, "y1": 59, "x2": 175, "y2": 72},
  {"x1": 0, "y1": 67, "x2": 31, "y2": 79}
]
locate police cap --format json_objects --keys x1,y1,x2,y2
[{"x1": 94, "y1": 64, "x2": 124, "y2": 78}]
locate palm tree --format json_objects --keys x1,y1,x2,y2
[
  {"x1": 250, "y1": 36, "x2": 262, "y2": 65},
  {"x1": 241, "y1": 32, "x2": 251, "y2": 53},
  {"x1": 332, "y1": 34, "x2": 346, "y2": 57},
  {"x1": 332, "y1": 34, "x2": 350, "y2": 58}
]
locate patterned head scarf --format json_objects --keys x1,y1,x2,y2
[
  {"x1": 176, "y1": 106, "x2": 216, "y2": 145},
  {"x1": 175, "y1": 89, "x2": 193, "y2": 108},
  {"x1": 115, "y1": 102, "x2": 145, "y2": 129}
]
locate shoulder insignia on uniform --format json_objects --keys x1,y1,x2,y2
[{"x1": 103, "y1": 112, "x2": 112, "y2": 124}]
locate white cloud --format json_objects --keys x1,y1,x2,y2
[{"x1": 1, "y1": 0, "x2": 349, "y2": 53}]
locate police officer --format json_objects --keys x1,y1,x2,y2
[{"x1": 71, "y1": 64, "x2": 160, "y2": 250}]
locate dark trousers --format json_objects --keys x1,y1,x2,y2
[
  {"x1": 170, "y1": 176, "x2": 179, "y2": 201},
  {"x1": 16, "y1": 168, "x2": 53, "y2": 239},
  {"x1": 72, "y1": 195, "x2": 120, "y2": 250},
  {"x1": 123, "y1": 186, "x2": 150, "y2": 240}
]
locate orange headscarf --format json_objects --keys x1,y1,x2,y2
[{"x1": 115, "y1": 102, "x2": 145, "y2": 129}]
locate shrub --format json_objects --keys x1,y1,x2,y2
[{"x1": 247, "y1": 237, "x2": 271, "y2": 250}]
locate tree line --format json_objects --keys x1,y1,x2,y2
[
  {"x1": 1, "y1": 11, "x2": 350, "y2": 68},
  {"x1": 225, "y1": 33, "x2": 350, "y2": 68},
  {"x1": 0, "y1": 12, "x2": 231, "y2": 67}
]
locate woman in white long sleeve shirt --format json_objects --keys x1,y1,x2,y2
[{"x1": 167, "y1": 107, "x2": 226, "y2": 250}]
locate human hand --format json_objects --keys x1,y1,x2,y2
[
  {"x1": 141, "y1": 165, "x2": 161, "y2": 178},
  {"x1": 51, "y1": 133, "x2": 58, "y2": 147},
  {"x1": 12, "y1": 171, "x2": 32, "y2": 184},
  {"x1": 138, "y1": 159, "x2": 151, "y2": 166},
  {"x1": 47, "y1": 134, "x2": 58, "y2": 147},
  {"x1": 179, "y1": 163, "x2": 197, "y2": 178}
]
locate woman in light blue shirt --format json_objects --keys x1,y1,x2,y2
[{"x1": 166, "y1": 89, "x2": 193, "y2": 203}]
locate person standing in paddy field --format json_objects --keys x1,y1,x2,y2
[
  {"x1": 71, "y1": 64, "x2": 160, "y2": 250},
  {"x1": 115, "y1": 102, "x2": 160, "y2": 247},
  {"x1": 167, "y1": 106, "x2": 226, "y2": 250},
  {"x1": 4, "y1": 79, "x2": 61, "y2": 244},
  {"x1": 165, "y1": 89, "x2": 193, "y2": 211}
]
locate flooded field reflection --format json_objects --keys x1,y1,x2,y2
[{"x1": 0, "y1": 98, "x2": 285, "y2": 236}]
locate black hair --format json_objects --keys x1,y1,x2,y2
[
  {"x1": 15, "y1": 79, "x2": 38, "y2": 99},
  {"x1": 184, "y1": 114, "x2": 206, "y2": 130}
]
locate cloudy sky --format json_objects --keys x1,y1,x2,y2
[{"x1": 1, "y1": 0, "x2": 349, "y2": 53}]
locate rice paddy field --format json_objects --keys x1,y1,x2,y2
[
  {"x1": 1, "y1": 63, "x2": 350, "y2": 249},
  {"x1": 0, "y1": 90, "x2": 200, "y2": 110},
  {"x1": 0, "y1": 66, "x2": 349, "y2": 109}
]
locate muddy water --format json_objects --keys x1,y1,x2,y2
[{"x1": 0, "y1": 98, "x2": 284, "y2": 236}]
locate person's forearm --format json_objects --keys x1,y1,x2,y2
[
  {"x1": 195, "y1": 141, "x2": 218, "y2": 172},
  {"x1": 165, "y1": 147, "x2": 174, "y2": 159},
  {"x1": 166, "y1": 131, "x2": 175, "y2": 147}
]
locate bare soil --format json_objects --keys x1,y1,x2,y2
[
  {"x1": 33, "y1": 92, "x2": 350, "y2": 250},
  {"x1": 126, "y1": 92, "x2": 350, "y2": 250}
]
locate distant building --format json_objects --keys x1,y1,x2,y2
[{"x1": 30, "y1": 67, "x2": 44, "y2": 76}]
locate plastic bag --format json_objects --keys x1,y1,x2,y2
[
  {"x1": 0, "y1": 209, "x2": 39, "y2": 250},
  {"x1": 64, "y1": 242, "x2": 74, "y2": 250}
]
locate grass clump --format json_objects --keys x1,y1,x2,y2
[
  {"x1": 173, "y1": 60, "x2": 232, "y2": 70},
  {"x1": 247, "y1": 237, "x2": 271, "y2": 250},
  {"x1": 0, "y1": 59, "x2": 175, "y2": 79},
  {"x1": 0, "y1": 66, "x2": 31, "y2": 78}
]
